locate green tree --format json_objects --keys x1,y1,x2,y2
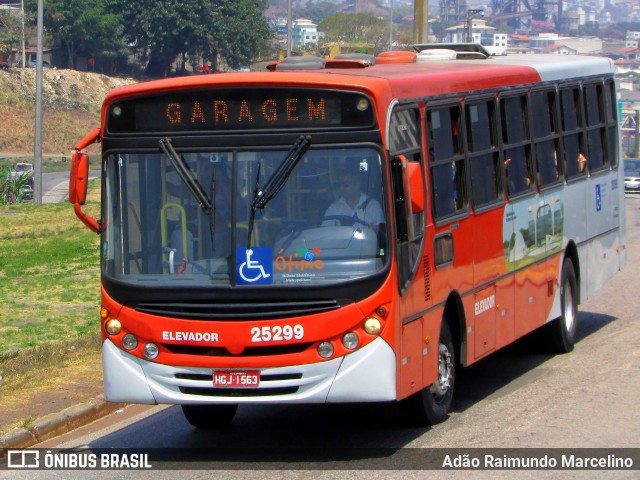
[
  {"x1": 26, "y1": 0, "x2": 124, "y2": 70},
  {"x1": 293, "y1": 1, "x2": 339, "y2": 24},
  {"x1": 0, "y1": 7, "x2": 22, "y2": 62},
  {"x1": 320, "y1": 13, "x2": 387, "y2": 53},
  {"x1": 116, "y1": 0, "x2": 273, "y2": 77},
  {"x1": 204, "y1": 0, "x2": 274, "y2": 71}
]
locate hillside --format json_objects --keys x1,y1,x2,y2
[{"x1": 0, "y1": 68, "x2": 136, "y2": 155}]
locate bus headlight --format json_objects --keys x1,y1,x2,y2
[
  {"x1": 105, "y1": 319, "x2": 122, "y2": 335},
  {"x1": 317, "y1": 342, "x2": 334, "y2": 358},
  {"x1": 342, "y1": 332, "x2": 359, "y2": 350},
  {"x1": 364, "y1": 317, "x2": 381, "y2": 335},
  {"x1": 143, "y1": 343, "x2": 159, "y2": 360},
  {"x1": 122, "y1": 334, "x2": 138, "y2": 350}
]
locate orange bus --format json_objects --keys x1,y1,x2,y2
[{"x1": 70, "y1": 47, "x2": 625, "y2": 428}]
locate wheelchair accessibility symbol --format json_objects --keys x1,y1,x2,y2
[{"x1": 236, "y1": 247, "x2": 273, "y2": 285}]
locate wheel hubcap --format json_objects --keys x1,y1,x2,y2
[
  {"x1": 563, "y1": 282, "x2": 575, "y2": 331},
  {"x1": 430, "y1": 343, "x2": 453, "y2": 398}
]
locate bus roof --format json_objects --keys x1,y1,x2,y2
[{"x1": 102, "y1": 54, "x2": 614, "y2": 109}]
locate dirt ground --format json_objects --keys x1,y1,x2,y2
[{"x1": 0, "y1": 351, "x2": 104, "y2": 435}]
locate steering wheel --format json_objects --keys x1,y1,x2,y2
[{"x1": 321, "y1": 215, "x2": 361, "y2": 227}]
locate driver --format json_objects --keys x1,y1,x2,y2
[{"x1": 322, "y1": 168, "x2": 384, "y2": 233}]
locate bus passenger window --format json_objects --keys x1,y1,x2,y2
[
  {"x1": 584, "y1": 83, "x2": 606, "y2": 171},
  {"x1": 465, "y1": 100, "x2": 501, "y2": 206},
  {"x1": 603, "y1": 80, "x2": 618, "y2": 168},
  {"x1": 427, "y1": 104, "x2": 467, "y2": 219},
  {"x1": 560, "y1": 87, "x2": 587, "y2": 179},
  {"x1": 500, "y1": 95, "x2": 533, "y2": 196},
  {"x1": 531, "y1": 90, "x2": 561, "y2": 186}
]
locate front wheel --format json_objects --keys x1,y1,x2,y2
[
  {"x1": 399, "y1": 320, "x2": 456, "y2": 427},
  {"x1": 181, "y1": 403, "x2": 238, "y2": 428}
]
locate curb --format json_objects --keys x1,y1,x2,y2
[{"x1": 0, "y1": 397, "x2": 126, "y2": 452}]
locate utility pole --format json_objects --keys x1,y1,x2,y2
[
  {"x1": 20, "y1": 0, "x2": 25, "y2": 67},
  {"x1": 34, "y1": 0, "x2": 43, "y2": 204},
  {"x1": 389, "y1": 0, "x2": 393, "y2": 50},
  {"x1": 286, "y1": 0, "x2": 292, "y2": 57},
  {"x1": 413, "y1": 0, "x2": 428, "y2": 44},
  {"x1": 466, "y1": 9, "x2": 484, "y2": 43},
  {"x1": 634, "y1": 110, "x2": 640, "y2": 159}
]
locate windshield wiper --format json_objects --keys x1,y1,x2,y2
[
  {"x1": 159, "y1": 138, "x2": 212, "y2": 213},
  {"x1": 251, "y1": 135, "x2": 311, "y2": 210},
  {"x1": 246, "y1": 135, "x2": 311, "y2": 246}
]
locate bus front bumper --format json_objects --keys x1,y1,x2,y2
[{"x1": 102, "y1": 337, "x2": 397, "y2": 404}]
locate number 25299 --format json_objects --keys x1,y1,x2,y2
[{"x1": 250, "y1": 325, "x2": 304, "y2": 342}]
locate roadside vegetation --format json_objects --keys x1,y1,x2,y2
[
  {"x1": 0, "y1": 165, "x2": 31, "y2": 204},
  {"x1": 0, "y1": 66, "x2": 129, "y2": 433},
  {"x1": 0, "y1": 177, "x2": 101, "y2": 407}
]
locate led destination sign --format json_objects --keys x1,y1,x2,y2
[{"x1": 107, "y1": 88, "x2": 375, "y2": 133}]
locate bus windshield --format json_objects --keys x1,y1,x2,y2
[{"x1": 103, "y1": 147, "x2": 389, "y2": 287}]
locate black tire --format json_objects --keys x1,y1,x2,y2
[
  {"x1": 181, "y1": 403, "x2": 238, "y2": 428},
  {"x1": 400, "y1": 320, "x2": 456, "y2": 427},
  {"x1": 545, "y1": 259, "x2": 578, "y2": 353}
]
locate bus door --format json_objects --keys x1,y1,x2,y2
[{"x1": 388, "y1": 106, "x2": 431, "y2": 398}]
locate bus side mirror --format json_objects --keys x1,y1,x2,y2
[
  {"x1": 69, "y1": 151, "x2": 89, "y2": 205},
  {"x1": 69, "y1": 128, "x2": 101, "y2": 233},
  {"x1": 406, "y1": 161, "x2": 425, "y2": 214}
]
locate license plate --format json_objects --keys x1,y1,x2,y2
[{"x1": 212, "y1": 370, "x2": 260, "y2": 387}]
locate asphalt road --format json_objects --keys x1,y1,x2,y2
[
  {"x1": 41, "y1": 171, "x2": 70, "y2": 203},
  {"x1": 3, "y1": 196, "x2": 639, "y2": 479}
]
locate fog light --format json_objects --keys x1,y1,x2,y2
[
  {"x1": 342, "y1": 332, "x2": 359, "y2": 350},
  {"x1": 356, "y1": 98, "x2": 369, "y2": 111},
  {"x1": 105, "y1": 319, "x2": 121, "y2": 335},
  {"x1": 143, "y1": 343, "x2": 159, "y2": 360},
  {"x1": 122, "y1": 333, "x2": 138, "y2": 350},
  {"x1": 364, "y1": 317, "x2": 381, "y2": 335},
  {"x1": 317, "y1": 341, "x2": 334, "y2": 358}
]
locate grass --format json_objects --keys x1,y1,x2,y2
[{"x1": 0, "y1": 178, "x2": 102, "y2": 401}]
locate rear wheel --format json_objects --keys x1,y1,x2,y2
[
  {"x1": 181, "y1": 403, "x2": 238, "y2": 428},
  {"x1": 546, "y1": 259, "x2": 578, "y2": 353},
  {"x1": 400, "y1": 320, "x2": 455, "y2": 426}
]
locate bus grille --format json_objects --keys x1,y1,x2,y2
[
  {"x1": 162, "y1": 342, "x2": 313, "y2": 357},
  {"x1": 178, "y1": 386, "x2": 299, "y2": 397},
  {"x1": 134, "y1": 299, "x2": 340, "y2": 320}
]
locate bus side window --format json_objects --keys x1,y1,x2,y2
[
  {"x1": 426, "y1": 104, "x2": 467, "y2": 219},
  {"x1": 465, "y1": 99, "x2": 502, "y2": 207},
  {"x1": 584, "y1": 82, "x2": 606, "y2": 171},
  {"x1": 560, "y1": 86, "x2": 587, "y2": 179},
  {"x1": 531, "y1": 89, "x2": 562, "y2": 186},
  {"x1": 500, "y1": 94, "x2": 533, "y2": 196},
  {"x1": 603, "y1": 79, "x2": 619, "y2": 168}
]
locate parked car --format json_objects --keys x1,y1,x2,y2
[
  {"x1": 28, "y1": 60, "x2": 52, "y2": 68},
  {"x1": 624, "y1": 158, "x2": 640, "y2": 193},
  {"x1": 21, "y1": 184, "x2": 33, "y2": 200},
  {"x1": 10, "y1": 163, "x2": 33, "y2": 183}
]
